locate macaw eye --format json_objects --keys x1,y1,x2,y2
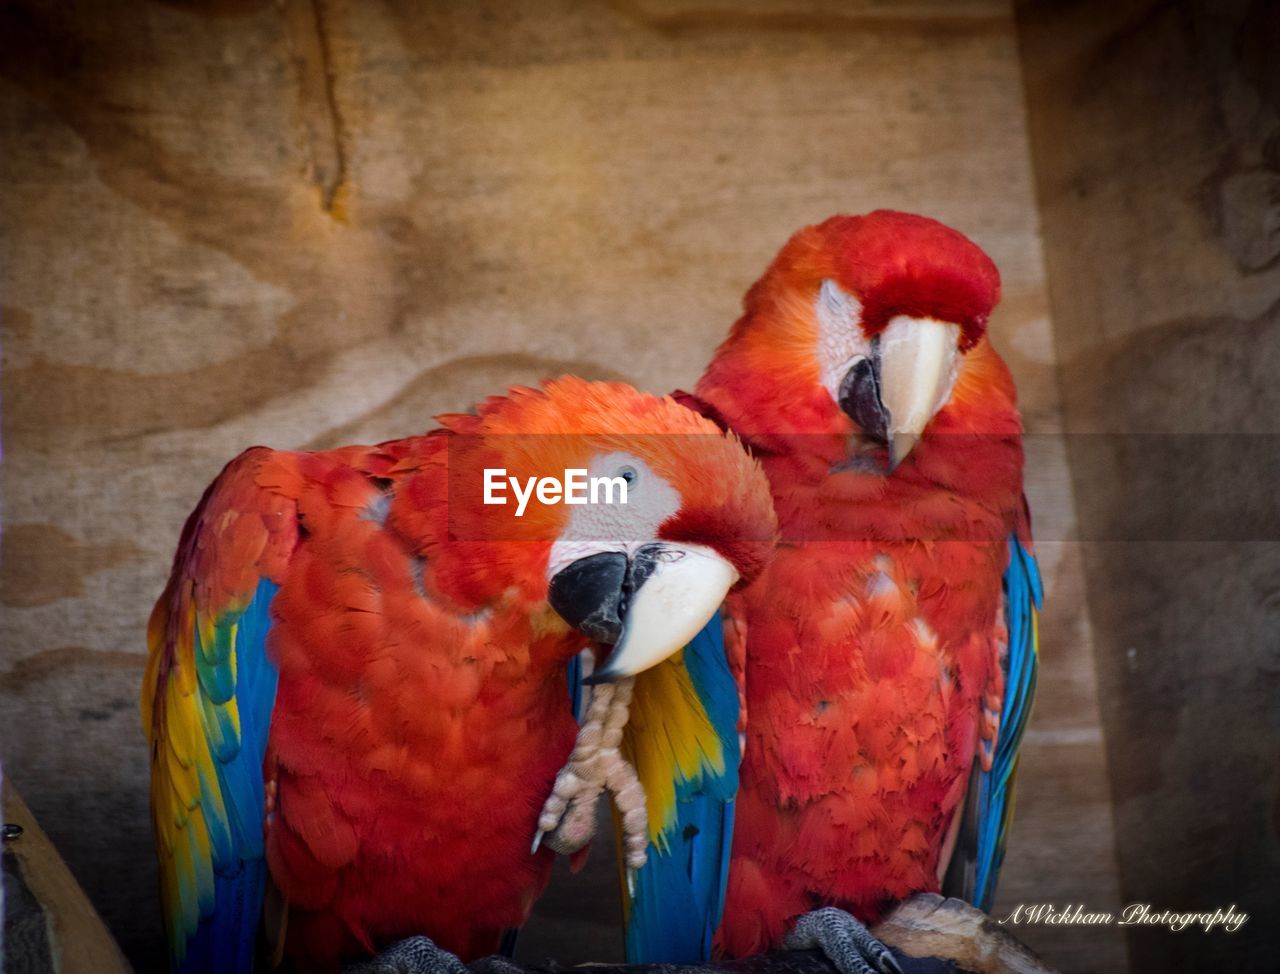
[{"x1": 616, "y1": 465, "x2": 639, "y2": 486}]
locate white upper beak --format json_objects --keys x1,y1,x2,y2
[
  {"x1": 877, "y1": 316, "x2": 961, "y2": 468},
  {"x1": 590, "y1": 543, "x2": 738, "y2": 682}
]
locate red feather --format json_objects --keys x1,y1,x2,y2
[
  {"x1": 688, "y1": 215, "x2": 1026, "y2": 953},
  {"x1": 144, "y1": 378, "x2": 776, "y2": 971}
]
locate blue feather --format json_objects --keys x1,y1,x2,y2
[
  {"x1": 972, "y1": 535, "x2": 1041, "y2": 910},
  {"x1": 180, "y1": 577, "x2": 280, "y2": 974},
  {"x1": 566, "y1": 650, "x2": 584, "y2": 720},
  {"x1": 624, "y1": 612, "x2": 740, "y2": 963}
]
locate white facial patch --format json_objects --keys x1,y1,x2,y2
[
  {"x1": 815, "y1": 279, "x2": 873, "y2": 404},
  {"x1": 546, "y1": 452, "x2": 681, "y2": 581}
]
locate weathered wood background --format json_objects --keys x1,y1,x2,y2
[
  {"x1": 1017, "y1": 0, "x2": 1280, "y2": 971},
  {"x1": 6, "y1": 1, "x2": 1269, "y2": 972}
]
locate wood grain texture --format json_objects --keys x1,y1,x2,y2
[
  {"x1": 3, "y1": 787, "x2": 133, "y2": 973},
  {"x1": 0, "y1": 2, "x2": 1119, "y2": 970},
  {"x1": 1016, "y1": 0, "x2": 1280, "y2": 970},
  {"x1": 875, "y1": 895, "x2": 1056, "y2": 974}
]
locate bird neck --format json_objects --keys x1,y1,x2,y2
[
  {"x1": 694, "y1": 334, "x2": 1025, "y2": 540},
  {"x1": 384, "y1": 434, "x2": 561, "y2": 627}
]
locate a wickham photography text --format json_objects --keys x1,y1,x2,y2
[
  {"x1": 483, "y1": 468, "x2": 629, "y2": 517},
  {"x1": 999, "y1": 903, "x2": 1249, "y2": 934}
]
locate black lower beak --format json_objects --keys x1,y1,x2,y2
[
  {"x1": 547, "y1": 545, "x2": 675, "y2": 666},
  {"x1": 548, "y1": 551, "x2": 627, "y2": 644},
  {"x1": 837, "y1": 342, "x2": 888, "y2": 442}
]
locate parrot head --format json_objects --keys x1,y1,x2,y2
[
  {"x1": 439, "y1": 376, "x2": 776, "y2": 681},
  {"x1": 700, "y1": 210, "x2": 1002, "y2": 470}
]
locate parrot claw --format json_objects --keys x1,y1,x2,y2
[
  {"x1": 626, "y1": 867, "x2": 637, "y2": 899},
  {"x1": 538, "y1": 789, "x2": 601, "y2": 856},
  {"x1": 345, "y1": 936, "x2": 468, "y2": 974},
  {"x1": 784, "y1": 908, "x2": 903, "y2": 974},
  {"x1": 532, "y1": 677, "x2": 650, "y2": 867}
]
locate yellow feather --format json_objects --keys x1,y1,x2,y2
[
  {"x1": 171, "y1": 820, "x2": 199, "y2": 938},
  {"x1": 164, "y1": 735, "x2": 199, "y2": 811},
  {"x1": 622, "y1": 651, "x2": 725, "y2": 851},
  {"x1": 164, "y1": 682, "x2": 198, "y2": 766}
]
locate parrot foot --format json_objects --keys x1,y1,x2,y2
[
  {"x1": 532, "y1": 677, "x2": 649, "y2": 868},
  {"x1": 785, "y1": 908, "x2": 904, "y2": 974},
  {"x1": 535, "y1": 778, "x2": 599, "y2": 857},
  {"x1": 345, "y1": 936, "x2": 467, "y2": 974}
]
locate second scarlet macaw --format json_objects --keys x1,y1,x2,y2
[
  {"x1": 141, "y1": 377, "x2": 775, "y2": 973},
  {"x1": 619, "y1": 211, "x2": 1041, "y2": 973}
]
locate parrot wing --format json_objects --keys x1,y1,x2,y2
[
  {"x1": 141, "y1": 448, "x2": 300, "y2": 973},
  {"x1": 942, "y1": 499, "x2": 1043, "y2": 911},
  {"x1": 616, "y1": 610, "x2": 740, "y2": 963}
]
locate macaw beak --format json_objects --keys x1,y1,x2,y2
[
  {"x1": 837, "y1": 316, "x2": 960, "y2": 470},
  {"x1": 548, "y1": 542, "x2": 739, "y2": 682}
]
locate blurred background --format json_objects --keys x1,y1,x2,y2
[{"x1": 1, "y1": 1, "x2": 1276, "y2": 972}]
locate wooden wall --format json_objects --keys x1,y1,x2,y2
[
  {"x1": 1, "y1": 2, "x2": 1125, "y2": 970},
  {"x1": 1017, "y1": 0, "x2": 1280, "y2": 970}
]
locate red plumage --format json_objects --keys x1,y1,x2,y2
[
  {"x1": 257, "y1": 436, "x2": 569, "y2": 965},
  {"x1": 142, "y1": 378, "x2": 776, "y2": 972},
  {"x1": 686, "y1": 212, "x2": 1028, "y2": 954}
]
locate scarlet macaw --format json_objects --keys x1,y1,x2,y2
[
  {"x1": 141, "y1": 377, "x2": 775, "y2": 973},
  {"x1": 618, "y1": 211, "x2": 1040, "y2": 973}
]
